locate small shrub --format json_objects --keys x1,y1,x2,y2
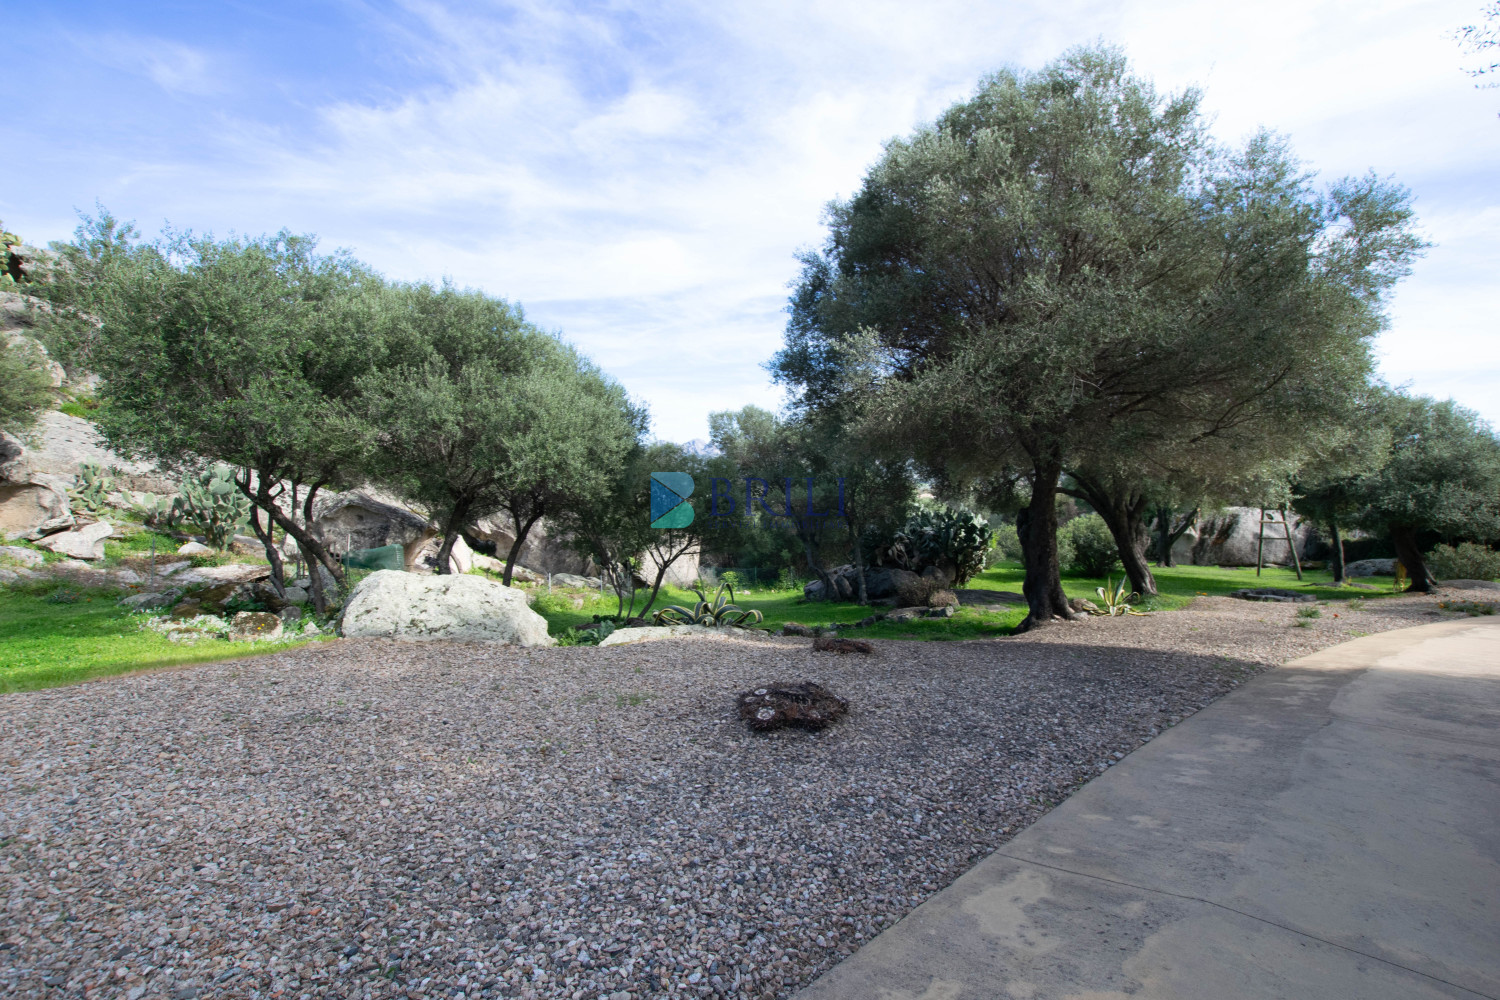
[
  {"x1": 531, "y1": 592, "x2": 574, "y2": 617},
  {"x1": 45, "y1": 588, "x2": 82, "y2": 604},
  {"x1": 894, "y1": 574, "x2": 939, "y2": 608},
  {"x1": 719, "y1": 570, "x2": 743, "y2": 590},
  {"x1": 1297, "y1": 607, "x2": 1321, "y2": 619},
  {"x1": 927, "y1": 588, "x2": 959, "y2": 608},
  {"x1": 1059, "y1": 514, "x2": 1120, "y2": 578},
  {"x1": 775, "y1": 566, "x2": 800, "y2": 592},
  {"x1": 1424, "y1": 543, "x2": 1500, "y2": 581}
]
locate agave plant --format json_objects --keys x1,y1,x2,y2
[
  {"x1": 1092, "y1": 577, "x2": 1150, "y2": 617},
  {"x1": 653, "y1": 583, "x2": 765, "y2": 628}
]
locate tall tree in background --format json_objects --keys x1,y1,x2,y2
[
  {"x1": 489, "y1": 355, "x2": 643, "y2": 585},
  {"x1": 775, "y1": 47, "x2": 1422, "y2": 629},
  {"x1": 1291, "y1": 399, "x2": 1394, "y2": 585},
  {"x1": 358, "y1": 283, "x2": 640, "y2": 578},
  {"x1": 1349, "y1": 393, "x2": 1500, "y2": 591}
]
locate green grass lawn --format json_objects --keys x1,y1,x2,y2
[
  {"x1": 528, "y1": 562, "x2": 1407, "y2": 643},
  {"x1": 0, "y1": 588, "x2": 316, "y2": 694},
  {"x1": 2, "y1": 558, "x2": 1405, "y2": 693}
]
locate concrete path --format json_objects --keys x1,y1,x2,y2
[{"x1": 795, "y1": 619, "x2": 1500, "y2": 1000}]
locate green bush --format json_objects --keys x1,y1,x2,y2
[
  {"x1": 531, "y1": 591, "x2": 575, "y2": 617},
  {"x1": 1059, "y1": 514, "x2": 1120, "y2": 578},
  {"x1": 989, "y1": 522, "x2": 1022, "y2": 565},
  {"x1": 1424, "y1": 542, "x2": 1500, "y2": 581}
]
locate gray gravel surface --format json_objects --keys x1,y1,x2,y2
[{"x1": 1, "y1": 587, "x2": 1490, "y2": 1000}]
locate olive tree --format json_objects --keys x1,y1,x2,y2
[
  {"x1": 1349, "y1": 393, "x2": 1500, "y2": 591},
  {"x1": 774, "y1": 46, "x2": 1421, "y2": 629},
  {"x1": 36, "y1": 216, "x2": 382, "y2": 610},
  {"x1": 0, "y1": 338, "x2": 54, "y2": 436},
  {"x1": 358, "y1": 283, "x2": 642, "y2": 578}
]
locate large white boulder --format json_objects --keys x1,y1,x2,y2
[
  {"x1": 35, "y1": 520, "x2": 113, "y2": 559},
  {"x1": 1187, "y1": 507, "x2": 1313, "y2": 567},
  {"x1": 339, "y1": 569, "x2": 553, "y2": 646}
]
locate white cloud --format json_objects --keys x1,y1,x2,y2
[{"x1": 11, "y1": 0, "x2": 1498, "y2": 438}]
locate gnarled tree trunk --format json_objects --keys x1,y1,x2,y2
[
  {"x1": 501, "y1": 509, "x2": 543, "y2": 586},
  {"x1": 435, "y1": 498, "x2": 473, "y2": 575},
  {"x1": 1016, "y1": 458, "x2": 1074, "y2": 631},
  {"x1": 1389, "y1": 523, "x2": 1436, "y2": 593},
  {"x1": 1066, "y1": 473, "x2": 1156, "y2": 597},
  {"x1": 1328, "y1": 522, "x2": 1346, "y2": 585}
]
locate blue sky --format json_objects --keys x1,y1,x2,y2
[{"x1": 6, "y1": 0, "x2": 1497, "y2": 441}]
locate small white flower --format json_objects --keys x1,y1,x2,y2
[
  {"x1": 754, "y1": 688, "x2": 767, "y2": 696},
  {"x1": 756, "y1": 708, "x2": 776, "y2": 721}
]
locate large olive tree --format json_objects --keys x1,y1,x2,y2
[
  {"x1": 774, "y1": 46, "x2": 1421, "y2": 629},
  {"x1": 357, "y1": 283, "x2": 642, "y2": 578}
]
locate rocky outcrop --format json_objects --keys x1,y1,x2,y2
[
  {"x1": 35, "y1": 520, "x2": 113, "y2": 559},
  {"x1": 470, "y1": 513, "x2": 594, "y2": 577},
  {"x1": 0, "y1": 478, "x2": 73, "y2": 540},
  {"x1": 338, "y1": 570, "x2": 553, "y2": 645},
  {"x1": 1187, "y1": 507, "x2": 1313, "y2": 567},
  {"x1": 311, "y1": 489, "x2": 435, "y2": 570},
  {"x1": 803, "y1": 564, "x2": 918, "y2": 601},
  {"x1": 1, "y1": 410, "x2": 174, "y2": 494}
]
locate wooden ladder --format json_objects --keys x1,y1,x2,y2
[{"x1": 1256, "y1": 507, "x2": 1303, "y2": 580}]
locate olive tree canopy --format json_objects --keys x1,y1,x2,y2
[{"x1": 774, "y1": 46, "x2": 1422, "y2": 628}]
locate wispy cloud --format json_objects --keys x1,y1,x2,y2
[{"x1": 5, "y1": 0, "x2": 1497, "y2": 437}]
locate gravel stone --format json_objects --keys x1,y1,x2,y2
[{"x1": 0, "y1": 587, "x2": 1484, "y2": 999}]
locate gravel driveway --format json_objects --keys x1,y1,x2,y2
[{"x1": 1, "y1": 588, "x2": 1488, "y2": 1000}]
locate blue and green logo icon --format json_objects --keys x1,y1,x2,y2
[{"x1": 649, "y1": 472, "x2": 695, "y2": 528}]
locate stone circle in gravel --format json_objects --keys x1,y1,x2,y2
[
  {"x1": 0, "y1": 587, "x2": 1487, "y2": 1000},
  {"x1": 736, "y1": 682, "x2": 849, "y2": 731}
]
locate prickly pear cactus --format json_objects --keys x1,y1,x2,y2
[
  {"x1": 128, "y1": 491, "x2": 177, "y2": 528},
  {"x1": 172, "y1": 464, "x2": 251, "y2": 550},
  {"x1": 892, "y1": 506, "x2": 994, "y2": 586},
  {"x1": 69, "y1": 462, "x2": 116, "y2": 514}
]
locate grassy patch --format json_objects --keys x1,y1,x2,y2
[
  {"x1": 559, "y1": 562, "x2": 1404, "y2": 644},
  {"x1": 0, "y1": 588, "x2": 316, "y2": 694}
]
